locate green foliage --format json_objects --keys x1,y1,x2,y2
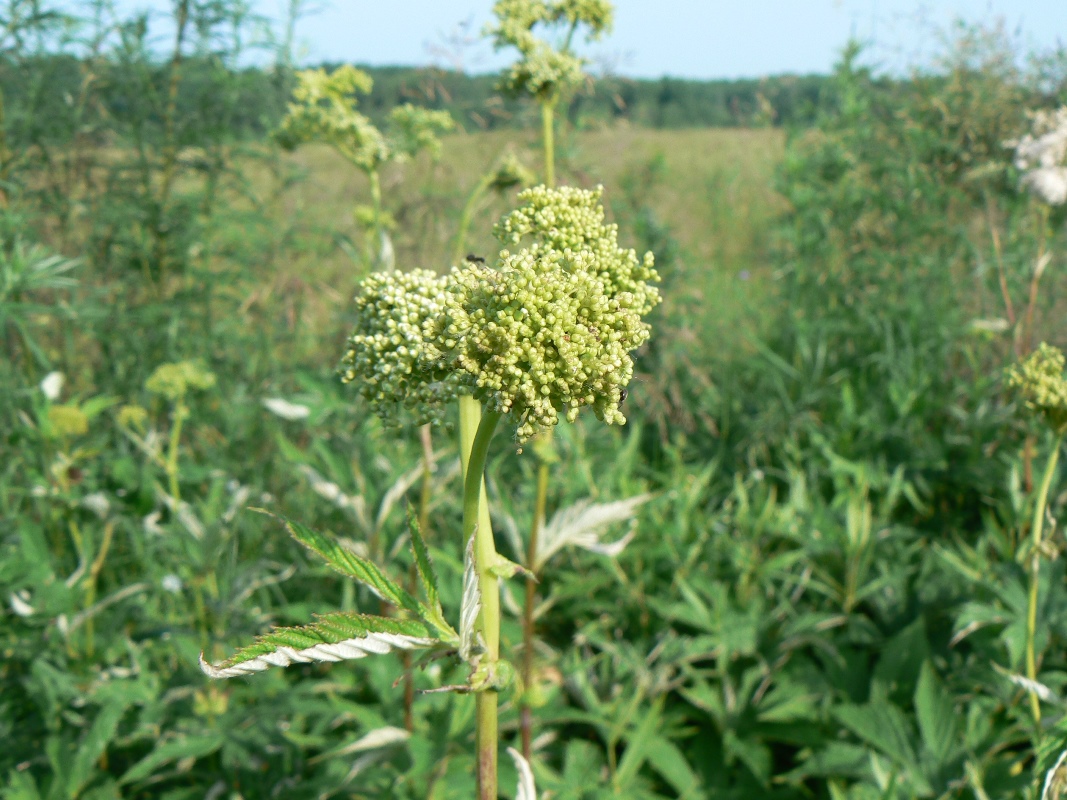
[{"x1": 5, "y1": 3, "x2": 1067, "y2": 798}]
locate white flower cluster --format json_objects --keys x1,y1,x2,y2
[
  {"x1": 341, "y1": 186, "x2": 658, "y2": 441},
  {"x1": 1007, "y1": 106, "x2": 1067, "y2": 206}
]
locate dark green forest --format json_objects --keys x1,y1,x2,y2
[{"x1": 2, "y1": 53, "x2": 834, "y2": 143}]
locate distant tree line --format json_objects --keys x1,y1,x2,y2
[
  {"x1": 0, "y1": 55, "x2": 838, "y2": 150},
  {"x1": 354, "y1": 66, "x2": 836, "y2": 130}
]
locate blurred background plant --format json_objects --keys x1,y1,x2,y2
[{"x1": 3, "y1": 1, "x2": 1067, "y2": 798}]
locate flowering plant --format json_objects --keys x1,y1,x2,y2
[{"x1": 203, "y1": 184, "x2": 658, "y2": 799}]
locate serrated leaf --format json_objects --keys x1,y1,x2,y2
[
  {"x1": 408, "y1": 510, "x2": 441, "y2": 614},
  {"x1": 535, "y1": 493, "x2": 651, "y2": 570},
  {"x1": 406, "y1": 516, "x2": 457, "y2": 640},
  {"x1": 200, "y1": 612, "x2": 439, "y2": 679},
  {"x1": 460, "y1": 535, "x2": 481, "y2": 664},
  {"x1": 506, "y1": 747, "x2": 537, "y2": 800},
  {"x1": 266, "y1": 512, "x2": 418, "y2": 611}
]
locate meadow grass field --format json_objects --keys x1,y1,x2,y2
[
  {"x1": 4, "y1": 4, "x2": 1067, "y2": 800},
  {"x1": 252, "y1": 126, "x2": 783, "y2": 355}
]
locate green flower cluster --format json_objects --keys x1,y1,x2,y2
[
  {"x1": 1008, "y1": 343, "x2": 1067, "y2": 433},
  {"x1": 487, "y1": 0, "x2": 613, "y2": 103},
  {"x1": 495, "y1": 184, "x2": 660, "y2": 315},
  {"x1": 341, "y1": 186, "x2": 658, "y2": 441},
  {"x1": 277, "y1": 66, "x2": 454, "y2": 173},
  {"x1": 146, "y1": 360, "x2": 216, "y2": 402},
  {"x1": 340, "y1": 269, "x2": 461, "y2": 423}
]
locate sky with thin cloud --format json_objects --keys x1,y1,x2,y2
[{"x1": 112, "y1": 0, "x2": 1066, "y2": 78}]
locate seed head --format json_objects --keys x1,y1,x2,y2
[{"x1": 1008, "y1": 343, "x2": 1067, "y2": 433}]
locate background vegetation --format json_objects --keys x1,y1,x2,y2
[{"x1": 3, "y1": 2, "x2": 1067, "y2": 799}]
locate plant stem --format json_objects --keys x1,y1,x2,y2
[
  {"x1": 167, "y1": 401, "x2": 188, "y2": 502},
  {"x1": 1025, "y1": 432, "x2": 1062, "y2": 724},
  {"x1": 369, "y1": 168, "x2": 384, "y2": 268},
  {"x1": 84, "y1": 521, "x2": 114, "y2": 658},
  {"x1": 1022, "y1": 204, "x2": 1051, "y2": 357},
  {"x1": 453, "y1": 173, "x2": 493, "y2": 266},
  {"x1": 458, "y1": 395, "x2": 502, "y2": 800},
  {"x1": 403, "y1": 423, "x2": 437, "y2": 731},
  {"x1": 541, "y1": 101, "x2": 556, "y2": 189},
  {"x1": 520, "y1": 459, "x2": 549, "y2": 759}
]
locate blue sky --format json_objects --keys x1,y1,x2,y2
[{"x1": 119, "y1": 0, "x2": 1065, "y2": 79}]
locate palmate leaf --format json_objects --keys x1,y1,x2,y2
[
  {"x1": 200, "y1": 612, "x2": 440, "y2": 679},
  {"x1": 261, "y1": 511, "x2": 419, "y2": 611}
]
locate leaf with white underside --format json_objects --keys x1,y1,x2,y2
[
  {"x1": 460, "y1": 535, "x2": 481, "y2": 664},
  {"x1": 309, "y1": 725, "x2": 410, "y2": 763},
  {"x1": 200, "y1": 612, "x2": 439, "y2": 679},
  {"x1": 262, "y1": 511, "x2": 419, "y2": 611},
  {"x1": 1004, "y1": 671, "x2": 1062, "y2": 704},
  {"x1": 1042, "y1": 749, "x2": 1067, "y2": 800},
  {"x1": 534, "y1": 494, "x2": 652, "y2": 570},
  {"x1": 376, "y1": 463, "x2": 424, "y2": 532},
  {"x1": 507, "y1": 747, "x2": 537, "y2": 800}
]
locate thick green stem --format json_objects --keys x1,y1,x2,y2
[
  {"x1": 520, "y1": 459, "x2": 550, "y2": 759},
  {"x1": 458, "y1": 395, "x2": 502, "y2": 800},
  {"x1": 541, "y1": 101, "x2": 556, "y2": 189},
  {"x1": 1025, "y1": 434, "x2": 1062, "y2": 724}
]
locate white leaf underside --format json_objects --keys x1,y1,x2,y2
[
  {"x1": 507, "y1": 747, "x2": 537, "y2": 800},
  {"x1": 1006, "y1": 671, "x2": 1060, "y2": 704},
  {"x1": 199, "y1": 631, "x2": 435, "y2": 679},
  {"x1": 460, "y1": 535, "x2": 481, "y2": 663},
  {"x1": 535, "y1": 493, "x2": 651, "y2": 570},
  {"x1": 1043, "y1": 749, "x2": 1067, "y2": 800}
]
